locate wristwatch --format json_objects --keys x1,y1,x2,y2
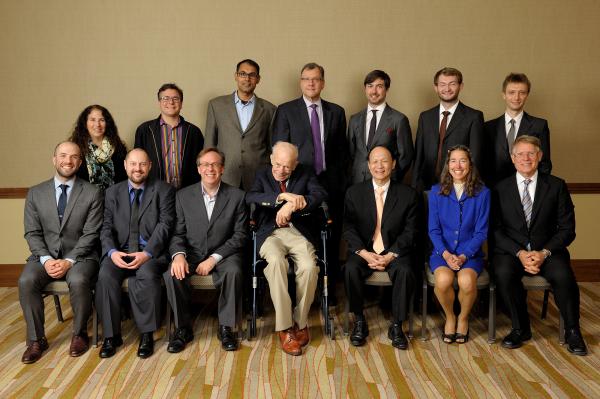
[{"x1": 542, "y1": 249, "x2": 552, "y2": 259}]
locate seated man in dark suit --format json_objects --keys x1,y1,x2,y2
[
  {"x1": 343, "y1": 146, "x2": 419, "y2": 349},
  {"x1": 492, "y1": 135, "x2": 586, "y2": 355},
  {"x1": 20, "y1": 141, "x2": 103, "y2": 363},
  {"x1": 484, "y1": 73, "x2": 551, "y2": 187},
  {"x1": 246, "y1": 141, "x2": 327, "y2": 356},
  {"x1": 164, "y1": 148, "x2": 247, "y2": 352},
  {"x1": 96, "y1": 149, "x2": 175, "y2": 359}
]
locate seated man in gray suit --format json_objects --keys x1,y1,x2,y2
[
  {"x1": 96, "y1": 149, "x2": 175, "y2": 359},
  {"x1": 205, "y1": 59, "x2": 276, "y2": 191},
  {"x1": 20, "y1": 141, "x2": 103, "y2": 363},
  {"x1": 348, "y1": 70, "x2": 414, "y2": 184},
  {"x1": 164, "y1": 148, "x2": 247, "y2": 352}
]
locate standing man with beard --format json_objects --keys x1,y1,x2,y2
[{"x1": 19, "y1": 141, "x2": 103, "y2": 363}]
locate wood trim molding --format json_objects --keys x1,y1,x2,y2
[
  {"x1": 0, "y1": 188, "x2": 28, "y2": 199},
  {"x1": 0, "y1": 264, "x2": 23, "y2": 286},
  {"x1": 567, "y1": 183, "x2": 600, "y2": 194}
]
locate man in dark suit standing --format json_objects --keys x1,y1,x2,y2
[
  {"x1": 484, "y1": 73, "x2": 551, "y2": 187},
  {"x1": 96, "y1": 149, "x2": 175, "y2": 359},
  {"x1": 344, "y1": 146, "x2": 419, "y2": 349},
  {"x1": 164, "y1": 148, "x2": 247, "y2": 352},
  {"x1": 348, "y1": 70, "x2": 413, "y2": 184},
  {"x1": 412, "y1": 67, "x2": 484, "y2": 191},
  {"x1": 205, "y1": 59, "x2": 276, "y2": 190},
  {"x1": 20, "y1": 141, "x2": 103, "y2": 363},
  {"x1": 272, "y1": 62, "x2": 347, "y2": 299},
  {"x1": 246, "y1": 142, "x2": 327, "y2": 356},
  {"x1": 492, "y1": 135, "x2": 586, "y2": 355},
  {"x1": 135, "y1": 83, "x2": 204, "y2": 190}
]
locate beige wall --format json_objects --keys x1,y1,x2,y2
[{"x1": 1, "y1": 0, "x2": 600, "y2": 186}]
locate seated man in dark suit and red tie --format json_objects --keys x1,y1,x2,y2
[
  {"x1": 164, "y1": 148, "x2": 247, "y2": 352},
  {"x1": 484, "y1": 73, "x2": 552, "y2": 187},
  {"x1": 246, "y1": 141, "x2": 327, "y2": 356},
  {"x1": 20, "y1": 141, "x2": 103, "y2": 363},
  {"x1": 343, "y1": 146, "x2": 419, "y2": 349},
  {"x1": 96, "y1": 149, "x2": 175, "y2": 359},
  {"x1": 348, "y1": 69, "x2": 413, "y2": 184},
  {"x1": 412, "y1": 67, "x2": 484, "y2": 192},
  {"x1": 492, "y1": 135, "x2": 587, "y2": 355}
]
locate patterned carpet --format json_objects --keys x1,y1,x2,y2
[{"x1": 0, "y1": 284, "x2": 598, "y2": 398}]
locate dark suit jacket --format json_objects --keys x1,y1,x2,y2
[
  {"x1": 134, "y1": 115, "x2": 204, "y2": 189},
  {"x1": 348, "y1": 105, "x2": 413, "y2": 184},
  {"x1": 24, "y1": 177, "x2": 103, "y2": 262},
  {"x1": 246, "y1": 164, "x2": 328, "y2": 250},
  {"x1": 343, "y1": 180, "x2": 419, "y2": 258},
  {"x1": 272, "y1": 97, "x2": 348, "y2": 197},
  {"x1": 483, "y1": 112, "x2": 552, "y2": 187},
  {"x1": 101, "y1": 179, "x2": 176, "y2": 261},
  {"x1": 412, "y1": 102, "x2": 484, "y2": 191},
  {"x1": 205, "y1": 93, "x2": 276, "y2": 190},
  {"x1": 491, "y1": 173, "x2": 575, "y2": 257},
  {"x1": 169, "y1": 182, "x2": 248, "y2": 264}
]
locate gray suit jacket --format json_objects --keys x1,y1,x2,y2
[
  {"x1": 101, "y1": 179, "x2": 175, "y2": 261},
  {"x1": 204, "y1": 93, "x2": 276, "y2": 190},
  {"x1": 24, "y1": 177, "x2": 103, "y2": 262},
  {"x1": 169, "y1": 182, "x2": 248, "y2": 264},
  {"x1": 348, "y1": 104, "x2": 413, "y2": 184}
]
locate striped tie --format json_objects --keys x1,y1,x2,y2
[{"x1": 522, "y1": 179, "x2": 532, "y2": 227}]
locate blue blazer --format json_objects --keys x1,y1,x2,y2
[{"x1": 428, "y1": 184, "x2": 490, "y2": 267}]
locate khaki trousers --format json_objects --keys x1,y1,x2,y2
[{"x1": 260, "y1": 226, "x2": 319, "y2": 331}]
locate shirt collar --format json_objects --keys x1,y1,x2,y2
[
  {"x1": 128, "y1": 181, "x2": 145, "y2": 192},
  {"x1": 54, "y1": 176, "x2": 76, "y2": 189},
  {"x1": 160, "y1": 116, "x2": 182, "y2": 127},
  {"x1": 303, "y1": 96, "x2": 322, "y2": 109},
  {"x1": 439, "y1": 102, "x2": 459, "y2": 115},
  {"x1": 372, "y1": 179, "x2": 391, "y2": 193},
  {"x1": 504, "y1": 111, "x2": 524, "y2": 125},
  {"x1": 368, "y1": 102, "x2": 387, "y2": 113},
  {"x1": 201, "y1": 183, "x2": 221, "y2": 199},
  {"x1": 516, "y1": 170, "x2": 538, "y2": 185},
  {"x1": 234, "y1": 91, "x2": 255, "y2": 105}
]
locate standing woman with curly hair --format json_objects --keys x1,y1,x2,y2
[
  {"x1": 428, "y1": 145, "x2": 490, "y2": 344},
  {"x1": 69, "y1": 105, "x2": 127, "y2": 190}
]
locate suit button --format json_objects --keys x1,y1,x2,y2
[
  {"x1": 454, "y1": 240, "x2": 458, "y2": 244},
  {"x1": 455, "y1": 231, "x2": 459, "y2": 235}
]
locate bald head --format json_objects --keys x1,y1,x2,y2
[
  {"x1": 270, "y1": 141, "x2": 299, "y2": 182},
  {"x1": 55, "y1": 141, "x2": 81, "y2": 157}
]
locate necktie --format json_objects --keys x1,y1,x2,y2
[
  {"x1": 279, "y1": 179, "x2": 287, "y2": 193},
  {"x1": 522, "y1": 179, "x2": 532, "y2": 227},
  {"x1": 310, "y1": 104, "x2": 324, "y2": 175},
  {"x1": 57, "y1": 184, "x2": 68, "y2": 223},
  {"x1": 507, "y1": 119, "x2": 516, "y2": 153},
  {"x1": 367, "y1": 109, "x2": 378, "y2": 149},
  {"x1": 372, "y1": 186, "x2": 385, "y2": 254},
  {"x1": 436, "y1": 111, "x2": 451, "y2": 176},
  {"x1": 129, "y1": 188, "x2": 141, "y2": 252}
]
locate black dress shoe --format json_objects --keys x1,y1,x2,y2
[
  {"x1": 167, "y1": 327, "x2": 194, "y2": 353},
  {"x1": 565, "y1": 328, "x2": 588, "y2": 356},
  {"x1": 217, "y1": 325, "x2": 238, "y2": 351},
  {"x1": 99, "y1": 335, "x2": 123, "y2": 358},
  {"x1": 388, "y1": 323, "x2": 408, "y2": 350},
  {"x1": 501, "y1": 329, "x2": 532, "y2": 349},
  {"x1": 350, "y1": 319, "x2": 369, "y2": 347},
  {"x1": 137, "y1": 332, "x2": 154, "y2": 358}
]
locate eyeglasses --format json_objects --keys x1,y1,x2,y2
[
  {"x1": 198, "y1": 162, "x2": 222, "y2": 169},
  {"x1": 300, "y1": 77, "x2": 323, "y2": 83},
  {"x1": 236, "y1": 72, "x2": 259, "y2": 80},
  {"x1": 512, "y1": 151, "x2": 538, "y2": 159},
  {"x1": 160, "y1": 96, "x2": 181, "y2": 103},
  {"x1": 272, "y1": 163, "x2": 292, "y2": 171}
]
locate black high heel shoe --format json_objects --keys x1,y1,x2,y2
[
  {"x1": 441, "y1": 332, "x2": 456, "y2": 344},
  {"x1": 455, "y1": 330, "x2": 469, "y2": 344}
]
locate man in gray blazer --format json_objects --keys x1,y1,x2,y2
[
  {"x1": 348, "y1": 70, "x2": 414, "y2": 184},
  {"x1": 19, "y1": 141, "x2": 103, "y2": 363},
  {"x1": 96, "y1": 149, "x2": 175, "y2": 359},
  {"x1": 164, "y1": 148, "x2": 247, "y2": 352},
  {"x1": 204, "y1": 59, "x2": 276, "y2": 190}
]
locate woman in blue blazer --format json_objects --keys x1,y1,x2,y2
[{"x1": 428, "y1": 145, "x2": 490, "y2": 344}]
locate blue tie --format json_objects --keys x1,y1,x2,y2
[{"x1": 57, "y1": 184, "x2": 68, "y2": 223}]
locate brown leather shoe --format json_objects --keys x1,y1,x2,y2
[
  {"x1": 279, "y1": 329, "x2": 302, "y2": 356},
  {"x1": 22, "y1": 337, "x2": 49, "y2": 364},
  {"x1": 69, "y1": 334, "x2": 89, "y2": 357},
  {"x1": 294, "y1": 324, "x2": 310, "y2": 347}
]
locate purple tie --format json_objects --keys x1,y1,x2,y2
[{"x1": 310, "y1": 104, "x2": 324, "y2": 175}]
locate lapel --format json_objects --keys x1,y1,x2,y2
[
  {"x1": 356, "y1": 109, "x2": 368, "y2": 149},
  {"x1": 244, "y1": 96, "x2": 264, "y2": 134},
  {"x1": 445, "y1": 102, "x2": 464, "y2": 138},
  {"x1": 138, "y1": 180, "x2": 155, "y2": 218},
  {"x1": 507, "y1": 176, "x2": 529, "y2": 230},
  {"x1": 295, "y1": 97, "x2": 311, "y2": 132},
  {"x1": 322, "y1": 100, "x2": 332, "y2": 143},
  {"x1": 372, "y1": 106, "x2": 393, "y2": 148},
  {"x1": 151, "y1": 117, "x2": 166, "y2": 174},
  {"x1": 530, "y1": 174, "x2": 548, "y2": 227},
  {"x1": 209, "y1": 184, "x2": 230, "y2": 227},
  {"x1": 192, "y1": 183, "x2": 211, "y2": 227},
  {"x1": 45, "y1": 179, "x2": 61, "y2": 230},
  {"x1": 362, "y1": 182, "x2": 377, "y2": 233},
  {"x1": 517, "y1": 112, "x2": 533, "y2": 136},
  {"x1": 494, "y1": 116, "x2": 509, "y2": 157},
  {"x1": 61, "y1": 179, "x2": 83, "y2": 230},
  {"x1": 381, "y1": 182, "x2": 398, "y2": 231},
  {"x1": 226, "y1": 92, "x2": 244, "y2": 133},
  {"x1": 119, "y1": 181, "x2": 132, "y2": 223}
]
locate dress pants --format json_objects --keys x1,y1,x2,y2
[
  {"x1": 344, "y1": 253, "x2": 415, "y2": 322},
  {"x1": 95, "y1": 256, "x2": 165, "y2": 337},
  {"x1": 493, "y1": 252, "x2": 580, "y2": 331},
  {"x1": 19, "y1": 259, "x2": 98, "y2": 342},
  {"x1": 260, "y1": 226, "x2": 319, "y2": 331},
  {"x1": 164, "y1": 253, "x2": 243, "y2": 329}
]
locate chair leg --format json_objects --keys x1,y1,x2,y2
[
  {"x1": 53, "y1": 295, "x2": 64, "y2": 322},
  {"x1": 421, "y1": 281, "x2": 428, "y2": 341},
  {"x1": 488, "y1": 283, "x2": 496, "y2": 344},
  {"x1": 541, "y1": 289, "x2": 550, "y2": 319},
  {"x1": 559, "y1": 314, "x2": 565, "y2": 344}
]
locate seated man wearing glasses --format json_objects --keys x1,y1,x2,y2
[
  {"x1": 134, "y1": 82, "x2": 204, "y2": 190},
  {"x1": 246, "y1": 141, "x2": 327, "y2": 356},
  {"x1": 204, "y1": 59, "x2": 276, "y2": 191}
]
